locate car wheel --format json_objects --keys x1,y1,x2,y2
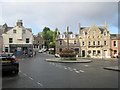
[{"x1": 14, "y1": 70, "x2": 19, "y2": 74}]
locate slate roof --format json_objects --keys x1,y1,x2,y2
[
  {"x1": 80, "y1": 26, "x2": 105, "y2": 34},
  {"x1": 110, "y1": 34, "x2": 120, "y2": 39}
]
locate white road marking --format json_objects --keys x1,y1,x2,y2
[
  {"x1": 29, "y1": 77, "x2": 34, "y2": 80},
  {"x1": 23, "y1": 73, "x2": 27, "y2": 76},
  {"x1": 84, "y1": 65, "x2": 89, "y2": 67},
  {"x1": 79, "y1": 70, "x2": 85, "y2": 73},
  {"x1": 75, "y1": 71, "x2": 80, "y2": 73},
  {"x1": 73, "y1": 69, "x2": 77, "y2": 71},
  {"x1": 64, "y1": 67, "x2": 67, "y2": 70},
  {"x1": 37, "y1": 82, "x2": 43, "y2": 86}
]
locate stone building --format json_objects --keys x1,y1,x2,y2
[
  {"x1": 0, "y1": 25, "x2": 3, "y2": 53},
  {"x1": 56, "y1": 27, "x2": 80, "y2": 54},
  {"x1": 110, "y1": 34, "x2": 120, "y2": 57},
  {"x1": 79, "y1": 22, "x2": 111, "y2": 58},
  {"x1": 2, "y1": 20, "x2": 33, "y2": 56},
  {"x1": 33, "y1": 34, "x2": 44, "y2": 52}
]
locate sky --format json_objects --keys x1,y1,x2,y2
[{"x1": 0, "y1": 0, "x2": 119, "y2": 35}]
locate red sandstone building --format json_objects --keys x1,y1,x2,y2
[{"x1": 110, "y1": 34, "x2": 120, "y2": 57}]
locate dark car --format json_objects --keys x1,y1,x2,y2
[{"x1": 0, "y1": 53, "x2": 19, "y2": 74}]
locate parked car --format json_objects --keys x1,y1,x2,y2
[
  {"x1": 55, "y1": 53, "x2": 60, "y2": 58},
  {"x1": 38, "y1": 48, "x2": 47, "y2": 53},
  {"x1": 0, "y1": 53, "x2": 19, "y2": 74}
]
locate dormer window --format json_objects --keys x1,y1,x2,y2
[
  {"x1": 104, "y1": 32, "x2": 106, "y2": 36},
  {"x1": 13, "y1": 29, "x2": 16, "y2": 33}
]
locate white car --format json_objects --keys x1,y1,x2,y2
[
  {"x1": 55, "y1": 54, "x2": 60, "y2": 58},
  {"x1": 38, "y1": 49, "x2": 44, "y2": 53}
]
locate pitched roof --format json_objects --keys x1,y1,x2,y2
[
  {"x1": 110, "y1": 34, "x2": 120, "y2": 39},
  {"x1": 80, "y1": 26, "x2": 105, "y2": 34}
]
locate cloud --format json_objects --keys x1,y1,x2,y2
[{"x1": 1, "y1": 2, "x2": 118, "y2": 34}]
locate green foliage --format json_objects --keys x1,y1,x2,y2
[{"x1": 41, "y1": 27, "x2": 59, "y2": 51}]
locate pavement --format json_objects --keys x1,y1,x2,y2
[
  {"x1": 103, "y1": 66, "x2": 120, "y2": 71},
  {"x1": 45, "y1": 58, "x2": 92, "y2": 63}
]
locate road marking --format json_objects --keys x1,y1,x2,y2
[
  {"x1": 29, "y1": 77, "x2": 34, "y2": 80},
  {"x1": 79, "y1": 70, "x2": 85, "y2": 73},
  {"x1": 23, "y1": 73, "x2": 27, "y2": 76},
  {"x1": 64, "y1": 67, "x2": 67, "y2": 70},
  {"x1": 73, "y1": 69, "x2": 77, "y2": 71},
  {"x1": 75, "y1": 71, "x2": 80, "y2": 73},
  {"x1": 84, "y1": 65, "x2": 89, "y2": 67},
  {"x1": 37, "y1": 82, "x2": 43, "y2": 86}
]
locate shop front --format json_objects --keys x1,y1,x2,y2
[{"x1": 9, "y1": 44, "x2": 33, "y2": 56}]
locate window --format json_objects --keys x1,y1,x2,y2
[
  {"x1": 88, "y1": 41, "x2": 90, "y2": 46},
  {"x1": 60, "y1": 41, "x2": 62, "y2": 45},
  {"x1": 13, "y1": 29, "x2": 16, "y2": 33},
  {"x1": 38, "y1": 41, "x2": 39, "y2": 44},
  {"x1": 82, "y1": 41, "x2": 84, "y2": 46},
  {"x1": 104, "y1": 41, "x2": 107, "y2": 45},
  {"x1": 114, "y1": 50, "x2": 117, "y2": 54},
  {"x1": 104, "y1": 32, "x2": 106, "y2": 36},
  {"x1": 60, "y1": 48, "x2": 62, "y2": 52},
  {"x1": 93, "y1": 50, "x2": 96, "y2": 56},
  {"x1": 9, "y1": 38, "x2": 13, "y2": 43},
  {"x1": 93, "y1": 41, "x2": 95, "y2": 45},
  {"x1": 26, "y1": 38, "x2": 29, "y2": 43},
  {"x1": 97, "y1": 50, "x2": 101, "y2": 55},
  {"x1": 5, "y1": 47, "x2": 8, "y2": 52},
  {"x1": 98, "y1": 41, "x2": 100, "y2": 45},
  {"x1": 74, "y1": 40, "x2": 77, "y2": 44},
  {"x1": 113, "y1": 41, "x2": 117, "y2": 47}
]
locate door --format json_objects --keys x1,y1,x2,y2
[
  {"x1": 82, "y1": 50, "x2": 85, "y2": 57},
  {"x1": 104, "y1": 50, "x2": 107, "y2": 58}
]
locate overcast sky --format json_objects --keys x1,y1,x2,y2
[{"x1": 0, "y1": 0, "x2": 119, "y2": 34}]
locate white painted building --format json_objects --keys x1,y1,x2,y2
[{"x1": 2, "y1": 20, "x2": 33, "y2": 56}]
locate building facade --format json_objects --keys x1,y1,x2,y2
[
  {"x1": 56, "y1": 28, "x2": 80, "y2": 54},
  {"x1": 2, "y1": 20, "x2": 33, "y2": 56},
  {"x1": 110, "y1": 34, "x2": 120, "y2": 57},
  {"x1": 33, "y1": 34, "x2": 44, "y2": 52},
  {"x1": 79, "y1": 23, "x2": 111, "y2": 58},
  {"x1": 0, "y1": 25, "x2": 3, "y2": 53}
]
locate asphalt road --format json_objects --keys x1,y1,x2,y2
[{"x1": 2, "y1": 53, "x2": 119, "y2": 88}]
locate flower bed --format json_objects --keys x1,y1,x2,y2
[{"x1": 59, "y1": 49, "x2": 76, "y2": 60}]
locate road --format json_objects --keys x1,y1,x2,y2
[{"x1": 2, "y1": 53, "x2": 119, "y2": 88}]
